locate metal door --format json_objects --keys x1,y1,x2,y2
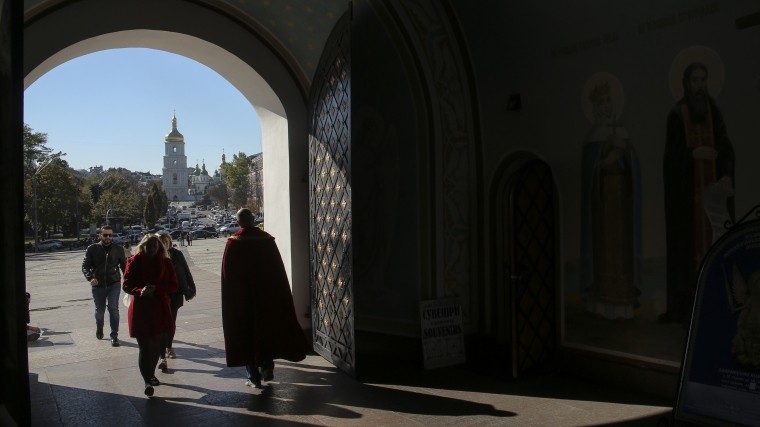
[
  {"x1": 308, "y1": 13, "x2": 355, "y2": 376},
  {"x1": 506, "y1": 158, "x2": 557, "y2": 377}
]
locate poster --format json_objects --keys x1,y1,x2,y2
[
  {"x1": 420, "y1": 298, "x2": 466, "y2": 369},
  {"x1": 675, "y1": 216, "x2": 760, "y2": 426}
]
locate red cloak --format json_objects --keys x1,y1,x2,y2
[
  {"x1": 221, "y1": 227, "x2": 308, "y2": 367},
  {"x1": 123, "y1": 252, "x2": 178, "y2": 338}
]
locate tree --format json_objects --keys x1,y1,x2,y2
[
  {"x1": 159, "y1": 185, "x2": 169, "y2": 215},
  {"x1": 207, "y1": 181, "x2": 229, "y2": 208},
  {"x1": 23, "y1": 124, "x2": 62, "y2": 180},
  {"x1": 222, "y1": 152, "x2": 251, "y2": 208},
  {"x1": 23, "y1": 124, "x2": 67, "y2": 239},
  {"x1": 143, "y1": 183, "x2": 163, "y2": 228},
  {"x1": 29, "y1": 158, "x2": 78, "y2": 238},
  {"x1": 89, "y1": 169, "x2": 143, "y2": 226}
]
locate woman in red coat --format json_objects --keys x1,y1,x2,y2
[{"x1": 123, "y1": 234, "x2": 178, "y2": 397}]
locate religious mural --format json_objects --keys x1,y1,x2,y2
[
  {"x1": 661, "y1": 46, "x2": 735, "y2": 326},
  {"x1": 579, "y1": 72, "x2": 642, "y2": 320}
]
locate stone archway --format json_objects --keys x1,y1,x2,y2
[{"x1": 22, "y1": 1, "x2": 312, "y2": 325}]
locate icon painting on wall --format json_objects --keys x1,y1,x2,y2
[
  {"x1": 580, "y1": 71, "x2": 642, "y2": 320},
  {"x1": 661, "y1": 45, "x2": 735, "y2": 326}
]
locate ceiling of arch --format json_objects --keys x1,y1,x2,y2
[{"x1": 24, "y1": 0, "x2": 348, "y2": 83}]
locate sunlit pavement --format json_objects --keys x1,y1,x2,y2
[{"x1": 26, "y1": 238, "x2": 674, "y2": 426}]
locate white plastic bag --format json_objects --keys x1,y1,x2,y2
[{"x1": 122, "y1": 293, "x2": 132, "y2": 308}]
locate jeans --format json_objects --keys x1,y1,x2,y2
[
  {"x1": 92, "y1": 282, "x2": 120, "y2": 337},
  {"x1": 246, "y1": 360, "x2": 274, "y2": 382}
]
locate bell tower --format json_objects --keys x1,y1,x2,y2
[{"x1": 162, "y1": 114, "x2": 189, "y2": 201}]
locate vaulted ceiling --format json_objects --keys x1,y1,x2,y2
[{"x1": 24, "y1": 0, "x2": 348, "y2": 83}]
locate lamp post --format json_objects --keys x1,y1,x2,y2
[{"x1": 97, "y1": 173, "x2": 120, "y2": 227}]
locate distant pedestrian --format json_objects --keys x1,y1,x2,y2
[
  {"x1": 221, "y1": 208, "x2": 308, "y2": 389},
  {"x1": 81, "y1": 225, "x2": 127, "y2": 347},
  {"x1": 123, "y1": 234, "x2": 178, "y2": 397},
  {"x1": 186, "y1": 232, "x2": 192, "y2": 246}
]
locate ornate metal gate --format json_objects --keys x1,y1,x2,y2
[
  {"x1": 308, "y1": 14, "x2": 355, "y2": 375},
  {"x1": 506, "y1": 158, "x2": 557, "y2": 377}
]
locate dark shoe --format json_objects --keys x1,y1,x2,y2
[
  {"x1": 245, "y1": 379, "x2": 262, "y2": 389},
  {"x1": 262, "y1": 368, "x2": 274, "y2": 382},
  {"x1": 96, "y1": 328, "x2": 104, "y2": 340},
  {"x1": 158, "y1": 359, "x2": 168, "y2": 372},
  {"x1": 144, "y1": 384, "x2": 154, "y2": 397},
  {"x1": 149, "y1": 377, "x2": 160, "y2": 386},
  {"x1": 111, "y1": 337, "x2": 120, "y2": 347}
]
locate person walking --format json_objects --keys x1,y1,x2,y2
[
  {"x1": 156, "y1": 231, "x2": 197, "y2": 372},
  {"x1": 81, "y1": 225, "x2": 127, "y2": 347},
  {"x1": 221, "y1": 208, "x2": 309, "y2": 389},
  {"x1": 186, "y1": 231, "x2": 193, "y2": 246},
  {"x1": 123, "y1": 234, "x2": 178, "y2": 397}
]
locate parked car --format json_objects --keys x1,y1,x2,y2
[
  {"x1": 219, "y1": 224, "x2": 240, "y2": 234},
  {"x1": 191, "y1": 229, "x2": 218, "y2": 239},
  {"x1": 169, "y1": 230, "x2": 184, "y2": 240},
  {"x1": 111, "y1": 233, "x2": 130, "y2": 244},
  {"x1": 36, "y1": 240, "x2": 64, "y2": 251}
]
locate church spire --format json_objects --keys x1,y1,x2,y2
[{"x1": 165, "y1": 112, "x2": 185, "y2": 143}]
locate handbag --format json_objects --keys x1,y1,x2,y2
[{"x1": 122, "y1": 293, "x2": 132, "y2": 307}]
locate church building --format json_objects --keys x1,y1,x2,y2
[{"x1": 162, "y1": 115, "x2": 190, "y2": 202}]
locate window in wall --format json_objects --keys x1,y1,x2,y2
[{"x1": 173, "y1": 173, "x2": 178, "y2": 185}]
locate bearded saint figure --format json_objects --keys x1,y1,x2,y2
[{"x1": 661, "y1": 62, "x2": 735, "y2": 325}]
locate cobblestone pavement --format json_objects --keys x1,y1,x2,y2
[{"x1": 25, "y1": 237, "x2": 673, "y2": 426}]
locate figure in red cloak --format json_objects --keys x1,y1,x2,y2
[{"x1": 221, "y1": 208, "x2": 309, "y2": 388}]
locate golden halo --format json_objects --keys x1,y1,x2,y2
[
  {"x1": 669, "y1": 45, "x2": 725, "y2": 100},
  {"x1": 581, "y1": 71, "x2": 625, "y2": 124}
]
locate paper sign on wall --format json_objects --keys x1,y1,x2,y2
[{"x1": 420, "y1": 298, "x2": 466, "y2": 369}]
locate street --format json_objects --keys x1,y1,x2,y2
[{"x1": 24, "y1": 236, "x2": 672, "y2": 426}]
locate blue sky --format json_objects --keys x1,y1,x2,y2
[{"x1": 24, "y1": 48, "x2": 262, "y2": 175}]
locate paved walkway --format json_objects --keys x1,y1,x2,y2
[{"x1": 26, "y1": 237, "x2": 674, "y2": 426}]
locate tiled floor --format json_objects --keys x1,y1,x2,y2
[{"x1": 25, "y1": 239, "x2": 674, "y2": 426}]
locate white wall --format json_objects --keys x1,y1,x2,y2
[{"x1": 257, "y1": 106, "x2": 293, "y2": 285}]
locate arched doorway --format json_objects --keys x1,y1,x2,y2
[
  {"x1": 3, "y1": 1, "x2": 321, "y2": 423},
  {"x1": 23, "y1": 8, "x2": 310, "y2": 316},
  {"x1": 489, "y1": 153, "x2": 559, "y2": 378}
]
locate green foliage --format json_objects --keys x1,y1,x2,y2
[
  {"x1": 88, "y1": 169, "x2": 144, "y2": 226},
  {"x1": 207, "y1": 181, "x2": 229, "y2": 208},
  {"x1": 143, "y1": 182, "x2": 163, "y2": 227},
  {"x1": 28, "y1": 158, "x2": 79, "y2": 237},
  {"x1": 222, "y1": 152, "x2": 251, "y2": 209}
]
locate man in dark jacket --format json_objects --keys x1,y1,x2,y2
[
  {"x1": 221, "y1": 208, "x2": 309, "y2": 388},
  {"x1": 82, "y1": 225, "x2": 127, "y2": 346}
]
